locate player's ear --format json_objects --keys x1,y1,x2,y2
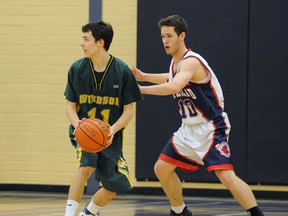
[
  {"x1": 179, "y1": 32, "x2": 186, "y2": 41},
  {"x1": 96, "y1": 38, "x2": 105, "y2": 47}
]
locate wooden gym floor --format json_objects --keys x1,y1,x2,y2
[{"x1": 0, "y1": 191, "x2": 287, "y2": 216}]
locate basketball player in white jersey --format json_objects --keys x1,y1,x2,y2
[{"x1": 131, "y1": 15, "x2": 264, "y2": 216}]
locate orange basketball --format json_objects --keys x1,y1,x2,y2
[{"x1": 75, "y1": 118, "x2": 109, "y2": 153}]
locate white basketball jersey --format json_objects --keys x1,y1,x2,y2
[{"x1": 169, "y1": 50, "x2": 225, "y2": 125}]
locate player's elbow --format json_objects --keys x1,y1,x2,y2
[{"x1": 170, "y1": 85, "x2": 182, "y2": 94}]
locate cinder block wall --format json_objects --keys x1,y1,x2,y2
[
  {"x1": 0, "y1": 0, "x2": 88, "y2": 185},
  {"x1": 0, "y1": 0, "x2": 156, "y2": 188}
]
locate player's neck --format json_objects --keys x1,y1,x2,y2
[
  {"x1": 90, "y1": 53, "x2": 111, "y2": 72},
  {"x1": 172, "y1": 46, "x2": 188, "y2": 63}
]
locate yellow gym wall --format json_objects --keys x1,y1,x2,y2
[
  {"x1": 0, "y1": 0, "x2": 89, "y2": 184},
  {"x1": 0, "y1": 0, "x2": 160, "y2": 188}
]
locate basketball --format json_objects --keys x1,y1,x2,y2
[{"x1": 75, "y1": 118, "x2": 109, "y2": 153}]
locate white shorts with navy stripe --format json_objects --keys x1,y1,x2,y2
[{"x1": 159, "y1": 113, "x2": 234, "y2": 172}]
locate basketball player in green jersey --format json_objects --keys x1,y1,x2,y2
[{"x1": 64, "y1": 20, "x2": 142, "y2": 216}]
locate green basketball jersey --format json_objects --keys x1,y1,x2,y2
[{"x1": 64, "y1": 56, "x2": 142, "y2": 160}]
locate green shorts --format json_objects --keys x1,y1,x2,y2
[{"x1": 76, "y1": 147, "x2": 132, "y2": 193}]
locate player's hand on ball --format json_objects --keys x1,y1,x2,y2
[
  {"x1": 73, "y1": 118, "x2": 86, "y2": 141},
  {"x1": 74, "y1": 118, "x2": 109, "y2": 153}
]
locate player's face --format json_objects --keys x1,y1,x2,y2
[
  {"x1": 160, "y1": 26, "x2": 181, "y2": 55},
  {"x1": 80, "y1": 31, "x2": 100, "y2": 58}
]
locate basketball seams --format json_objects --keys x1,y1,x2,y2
[
  {"x1": 77, "y1": 126, "x2": 105, "y2": 147},
  {"x1": 86, "y1": 119, "x2": 108, "y2": 143},
  {"x1": 75, "y1": 118, "x2": 109, "y2": 153},
  {"x1": 76, "y1": 135, "x2": 103, "y2": 152}
]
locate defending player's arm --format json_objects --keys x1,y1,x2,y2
[
  {"x1": 107, "y1": 103, "x2": 134, "y2": 145},
  {"x1": 138, "y1": 58, "x2": 200, "y2": 96},
  {"x1": 131, "y1": 66, "x2": 168, "y2": 84},
  {"x1": 65, "y1": 100, "x2": 81, "y2": 129}
]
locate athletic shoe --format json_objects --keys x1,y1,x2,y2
[
  {"x1": 170, "y1": 206, "x2": 195, "y2": 216},
  {"x1": 78, "y1": 206, "x2": 99, "y2": 216}
]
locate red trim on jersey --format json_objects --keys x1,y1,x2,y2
[
  {"x1": 209, "y1": 82, "x2": 220, "y2": 106},
  {"x1": 159, "y1": 153, "x2": 199, "y2": 172},
  {"x1": 195, "y1": 106, "x2": 209, "y2": 121},
  {"x1": 182, "y1": 49, "x2": 191, "y2": 59},
  {"x1": 183, "y1": 54, "x2": 220, "y2": 107},
  {"x1": 207, "y1": 164, "x2": 234, "y2": 172},
  {"x1": 184, "y1": 56, "x2": 212, "y2": 85},
  {"x1": 172, "y1": 49, "x2": 196, "y2": 78},
  {"x1": 172, "y1": 62, "x2": 177, "y2": 77}
]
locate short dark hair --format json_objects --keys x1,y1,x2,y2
[
  {"x1": 82, "y1": 20, "x2": 114, "y2": 51},
  {"x1": 158, "y1": 15, "x2": 188, "y2": 36}
]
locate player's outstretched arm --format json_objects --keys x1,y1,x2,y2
[{"x1": 131, "y1": 66, "x2": 168, "y2": 84}]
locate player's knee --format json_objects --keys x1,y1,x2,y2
[
  {"x1": 79, "y1": 166, "x2": 94, "y2": 179},
  {"x1": 154, "y1": 161, "x2": 163, "y2": 177},
  {"x1": 154, "y1": 160, "x2": 170, "y2": 179},
  {"x1": 102, "y1": 188, "x2": 117, "y2": 200},
  {"x1": 215, "y1": 169, "x2": 236, "y2": 187}
]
